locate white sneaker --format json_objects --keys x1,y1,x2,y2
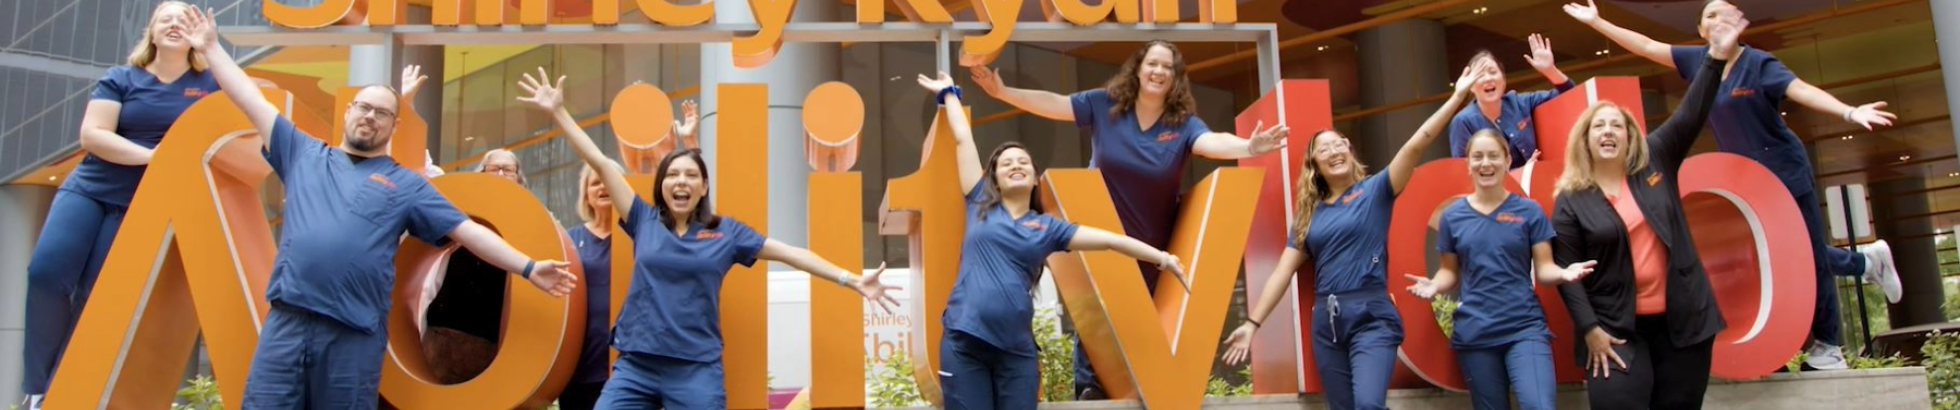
[
  {"x1": 1806, "y1": 342, "x2": 1850, "y2": 370},
  {"x1": 23, "y1": 394, "x2": 43, "y2": 410},
  {"x1": 1860, "y1": 240, "x2": 1902, "y2": 303}
]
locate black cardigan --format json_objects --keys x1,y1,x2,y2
[{"x1": 1553, "y1": 55, "x2": 1728, "y2": 360}]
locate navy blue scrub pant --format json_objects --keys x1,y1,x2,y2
[
  {"x1": 20, "y1": 190, "x2": 125, "y2": 395},
  {"x1": 939, "y1": 330, "x2": 1039, "y2": 410},
  {"x1": 1795, "y1": 188, "x2": 1870, "y2": 347},
  {"x1": 1457, "y1": 339, "x2": 1557, "y2": 410},
  {"x1": 1311, "y1": 290, "x2": 1403, "y2": 410},
  {"x1": 594, "y1": 352, "x2": 726, "y2": 409},
  {"x1": 241, "y1": 304, "x2": 388, "y2": 409}
]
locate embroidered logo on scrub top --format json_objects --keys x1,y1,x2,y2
[
  {"x1": 695, "y1": 230, "x2": 724, "y2": 240},
  {"x1": 1341, "y1": 188, "x2": 1365, "y2": 205},
  {"x1": 1495, "y1": 212, "x2": 1525, "y2": 224},
  {"x1": 1647, "y1": 172, "x2": 1663, "y2": 187},
  {"x1": 1021, "y1": 220, "x2": 1048, "y2": 231},
  {"x1": 1515, "y1": 118, "x2": 1530, "y2": 132},
  {"x1": 183, "y1": 88, "x2": 209, "y2": 98},
  {"x1": 1730, "y1": 88, "x2": 1757, "y2": 98},
  {"x1": 1156, "y1": 131, "x2": 1179, "y2": 142},
  {"x1": 367, "y1": 174, "x2": 397, "y2": 190}
]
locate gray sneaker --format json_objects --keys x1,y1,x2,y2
[
  {"x1": 1805, "y1": 342, "x2": 1850, "y2": 370},
  {"x1": 1860, "y1": 240, "x2": 1902, "y2": 303},
  {"x1": 22, "y1": 394, "x2": 42, "y2": 410}
]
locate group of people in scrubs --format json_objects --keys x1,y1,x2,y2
[{"x1": 15, "y1": 1, "x2": 1909, "y2": 410}]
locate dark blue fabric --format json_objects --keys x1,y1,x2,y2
[
  {"x1": 64, "y1": 66, "x2": 217, "y2": 206},
  {"x1": 1436, "y1": 195, "x2": 1556, "y2": 349},
  {"x1": 946, "y1": 183, "x2": 1078, "y2": 357},
  {"x1": 1309, "y1": 290, "x2": 1403, "y2": 410},
  {"x1": 19, "y1": 191, "x2": 124, "y2": 394},
  {"x1": 567, "y1": 225, "x2": 615, "y2": 384},
  {"x1": 592, "y1": 351, "x2": 726, "y2": 409},
  {"x1": 939, "y1": 330, "x2": 1040, "y2": 410},
  {"x1": 260, "y1": 117, "x2": 468, "y2": 334},
  {"x1": 1292, "y1": 174, "x2": 1398, "y2": 295},
  {"x1": 612, "y1": 197, "x2": 765, "y2": 362},
  {"x1": 1448, "y1": 80, "x2": 1576, "y2": 169},
  {"x1": 240, "y1": 304, "x2": 388, "y2": 409},
  {"x1": 1797, "y1": 188, "x2": 1871, "y2": 346},
  {"x1": 1457, "y1": 339, "x2": 1557, "y2": 410},
  {"x1": 1670, "y1": 46, "x2": 1811, "y2": 196}
]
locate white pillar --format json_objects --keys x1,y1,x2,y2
[
  {"x1": 0, "y1": 184, "x2": 56, "y2": 404},
  {"x1": 699, "y1": 0, "x2": 840, "y2": 251}
]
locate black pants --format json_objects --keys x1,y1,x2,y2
[
  {"x1": 559, "y1": 381, "x2": 606, "y2": 410},
  {"x1": 1585, "y1": 315, "x2": 1714, "y2": 410}
]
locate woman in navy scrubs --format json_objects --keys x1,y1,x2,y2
[
  {"x1": 1565, "y1": 0, "x2": 1903, "y2": 370},
  {"x1": 919, "y1": 72, "x2": 1187, "y2": 410},
  {"x1": 969, "y1": 39, "x2": 1286, "y2": 400},
  {"x1": 558, "y1": 160, "x2": 625, "y2": 410},
  {"x1": 19, "y1": 3, "x2": 215, "y2": 408},
  {"x1": 1218, "y1": 60, "x2": 1497, "y2": 410},
  {"x1": 1553, "y1": 13, "x2": 1741, "y2": 410},
  {"x1": 1447, "y1": 35, "x2": 1578, "y2": 169},
  {"x1": 517, "y1": 69, "x2": 901, "y2": 409},
  {"x1": 1405, "y1": 130, "x2": 1597, "y2": 410}
]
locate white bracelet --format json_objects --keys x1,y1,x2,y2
[{"x1": 837, "y1": 272, "x2": 855, "y2": 287}]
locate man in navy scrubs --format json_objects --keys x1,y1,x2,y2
[{"x1": 183, "y1": 9, "x2": 577, "y2": 408}]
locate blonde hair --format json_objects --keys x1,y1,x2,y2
[
  {"x1": 128, "y1": 1, "x2": 209, "y2": 71},
  {"x1": 1291, "y1": 130, "x2": 1370, "y2": 244},
  {"x1": 577, "y1": 159, "x2": 626, "y2": 223},
  {"x1": 1555, "y1": 102, "x2": 1651, "y2": 194}
]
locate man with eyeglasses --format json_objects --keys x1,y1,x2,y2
[{"x1": 182, "y1": 9, "x2": 578, "y2": 408}]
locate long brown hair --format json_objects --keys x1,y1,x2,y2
[
  {"x1": 1103, "y1": 40, "x2": 1198, "y2": 128},
  {"x1": 1290, "y1": 130, "x2": 1371, "y2": 244},
  {"x1": 1555, "y1": 102, "x2": 1650, "y2": 194},
  {"x1": 975, "y1": 142, "x2": 1045, "y2": 221},
  {"x1": 128, "y1": 1, "x2": 209, "y2": 71}
]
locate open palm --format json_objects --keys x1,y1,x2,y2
[{"x1": 516, "y1": 67, "x2": 567, "y2": 113}]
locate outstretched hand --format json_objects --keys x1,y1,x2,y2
[
  {"x1": 525, "y1": 260, "x2": 578, "y2": 297},
  {"x1": 853, "y1": 262, "x2": 904, "y2": 314},
  {"x1": 515, "y1": 67, "x2": 567, "y2": 113}
]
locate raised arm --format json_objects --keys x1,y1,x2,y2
[
  {"x1": 1523, "y1": 33, "x2": 1572, "y2": 86},
  {"x1": 758, "y1": 239, "x2": 903, "y2": 313},
  {"x1": 1648, "y1": 12, "x2": 1741, "y2": 167},
  {"x1": 969, "y1": 66, "x2": 1076, "y2": 122},
  {"x1": 186, "y1": 7, "x2": 278, "y2": 143},
  {"x1": 1389, "y1": 61, "x2": 1491, "y2": 194},
  {"x1": 1219, "y1": 246, "x2": 1308, "y2": 365},
  {"x1": 1065, "y1": 227, "x2": 1187, "y2": 291},
  {"x1": 517, "y1": 68, "x2": 634, "y2": 218},
  {"x1": 1787, "y1": 80, "x2": 1896, "y2": 131},
  {"x1": 450, "y1": 220, "x2": 578, "y2": 297},
  {"x1": 918, "y1": 73, "x2": 983, "y2": 190},
  {"x1": 1192, "y1": 121, "x2": 1289, "y2": 160},
  {"x1": 1565, "y1": 0, "x2": 1676, "y2": 68}
]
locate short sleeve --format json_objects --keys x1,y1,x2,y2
[
  {"x1": 89, "y1": 67, "x2": 128, "y2": 102},
  {"x1": 1526, "y1": 203, "x2": 1556, "y2": 245},
  {"x1": 722, "y1": 219, "x2": 767, "y2": 268},
  {"x1": 1180, "y1": 115, "x2": 1210, "y2": 154},
  {"x1": 1042, "y1": 216, "x2": 1081, "y2": 254},
  {"x1": 1671, "y1": 46, "x2": 1710, "y2": 80},
  {"x1": 619, "y1": 196, "x2": 656, "y2": 240},
  {"x1": 404, "y1": 179, "x2": 467, "y2": 246},
  {"x1": 1070, "y1": 89, "x2": 1109, "y2": 131},
  {"x1": 263, "y1": 116, "x2": 320, "y2": 177},
  {"x1": 1435, "y1": 204, "x2": 1458, "y2": 254},
  {"x1": 1364, "y1": 172, "x2": 1395, "y2": 203},
  {"x1": 966, "y1": 181, "x2": 987, "y2": 204},
  {"x1": 1757, "y1": 50, "x2": 1798, "y2": 103}
]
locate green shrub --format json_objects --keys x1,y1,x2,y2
[
  {"x1": 170, "y1": 375, "x2": 223, "y2": 410},
  {"x1": 1205, "y1": 367, "x2": 1252, "y2": 397},
  {"x1": 1432, "y1": 297, "x2": 1459, "y2": 338},
  {"x1": 1033, "y1": 308, "x2": 1075, "y2": 402},
  {"x1": 1922, "y1": 330, "x2": 1960, "y2": 409},
  {"x1": 867, "y1": 349, "x2": 927, "y2": 408}
]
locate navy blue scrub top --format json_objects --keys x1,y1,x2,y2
[
  {"x1": 612, "y1": 196, "x2": 766, "y2": 363},
  {"x1": 1435, "y1": 195, "x2": 1556, "y2": 349},
  {"x1": 1070, "y1": 89, "x2": 1209, "y2": 250},
  {"x1": 261, "y1": 117, "x2": 468, "y2": 334},
  {"x1": 1671, "y1": 45, "x2": 1814, "y2": 196},
  {"x1": 1447, "y1": 80, "x2": 1577, "y2": 169},
  {"x1": 944, "y1": 183, "x2": 1079, "y2": 357},
  {"x1": 66, "y1": 66, "x2": 219, "y2": 206},
  {"x1": 1292, "y1": 173, "x2": 1398, "y2": 296},
  {"x1": 567, "y1": 225, "x2": 614, "y2": 383}
]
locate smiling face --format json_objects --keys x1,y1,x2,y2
[
  {"x1": 1469, "y1": 52, "x2": 1506, "y2": 104},
  {"x1": 149, "y1": 3, "x2": 193, "y2": 53},
  {"x1": 1586, "y1": 105, "x2": 1633, "y2": 164},
  {"x1": 1136, "y1": 45, "x2": 1177, "y2": 98},
  {"x1": 660, "y1": 155, "x2": 705, "y2": 218},
  {"x1": 341, "y1": 86, "x2": 400, "y2": 154},
  {"x1": 1465, "y1": 132, "x2": 1511, "y2": 189},
  {"x1": 1309, "y1": 130, "x2": 1357, "y2": 181},
  {"x1": 992, "y1": 146, "x2": 1036, "y2": 195}
]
